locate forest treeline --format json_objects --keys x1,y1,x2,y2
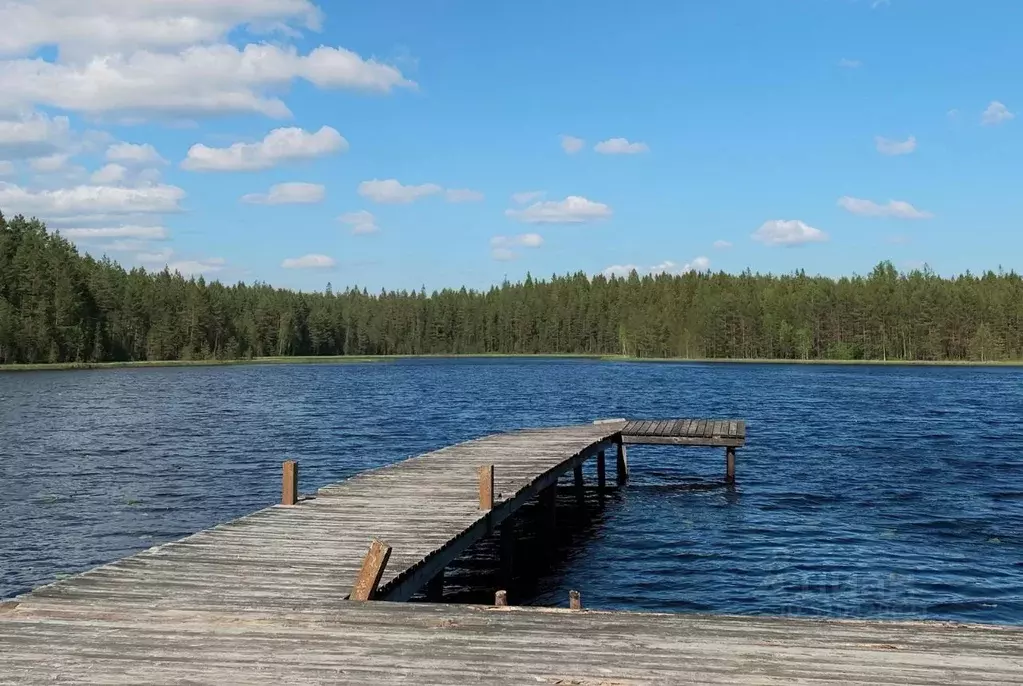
[{"x1": 1, "y1": 212, "x2": 1021, "y2": 365}]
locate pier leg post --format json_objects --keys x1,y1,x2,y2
[
  {"x1": 597, "y1": 450, "x2": 606, "y2": 506},
  {"x1": 478, "y1": 465, "x2": 494, "y2": 511},
  {"x1": 573, "y1": 463, "x2": 585, "y2": 510},
  {"x1": 615, "y1": 438, "x2": 629, "y2": 486},
  {"x1": 726, "y1": 447, "x2": 736, "y2": 485},
  {"x1": 281, "y1": 460, "x2": 298, "y2": 506},
  {"x1": 500, "y1": 520, "x2": 515, "y2": 592},
  {"x1": 425, "y1": 568, "x2": 445, "y2": 602},
  {"x1": 540, "y1": 484, "x2": 556, "y2": 530},
  {"x1": 569, "y1": 590, "x2": 582, "y2": 610},
  {"x1": 495, "y1": 590, "x2": 508, "y2": 607},
  {"x1": 350, "y1": 539, "x2": 392, "y2": 601}
]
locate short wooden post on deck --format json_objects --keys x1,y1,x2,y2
[
  {"x1": 573, "y1": 463, "x2": 585, "y2": 509},
  {"x1": 495, "y1": 590, "x2": 509, "y2": 607},
  {"x1": 596, "y1": 450, "x2": 606, "y2": 505},
  {"x1": 281, "y1": 460, "x2": 298, "y2": 506},
  {"x1": 569, "y1": 590, "x2": 582, "y2": 610},
  {"x1": 425, "y1": 568, "x2": 445, "y2": 602},
  {"x1": 615, "y1": 438, "x2": 629, "y2": 486},
  {"x1": 478, "y1": 465, "x2": 494, "y2": 511},
  {"x1": 350, "y1": 539, "x2": 392, "y2": 601},
  {"x1": 725, "y1": 447, "x2": 736, "y2": 485}
]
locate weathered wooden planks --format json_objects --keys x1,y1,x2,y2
[{"x1": 620, "y1": 418, "x2": 747, "y2": 447}]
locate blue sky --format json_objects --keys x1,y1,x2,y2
[{"x1": 0, "y1": 0, "x2": 1019, "y2": 292}]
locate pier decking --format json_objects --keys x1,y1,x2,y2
[{"x1": 2, "y1": 420, "x2": 1020, "y2": 685}]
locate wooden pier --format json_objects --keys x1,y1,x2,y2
[{"x1": 2, "y1": 419, "x2": 1021, "y2": 685}]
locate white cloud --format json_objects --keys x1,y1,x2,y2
[
  {"x1": 90, "y1": 163, "x2": 127, "y2": 184},
  {"x1": 0, "y1": 182, "x2": 185, "y2": 216},
  {"x1": 0, "y1": 1, "x2": 324, "y2": 58},
  {"x1": 511, "y1": 190, "x2": 544, "y2": 205},
  {"x1": 837, "y1": 196, "x2": 933, "y2": 219},
  {"x1": 875, "y1": 135, "x2": 917, "y2": 156},
  {"x1": 445, "y1": 188, "x2": 484, "y2": 203},
  {"x1": 594, "y1": 138, "x2": 649, "y2": 154},
  {"x1": 505, "y1": 195, "x2": 612, "y2": 224},
  {"x1": 982, "y1": 101, "x2": 1014, "y2": 126},
  {"x1": 602, "y1": 256, "x2": 710, "y2": 278},
  {"x1": 282, "y1": 253, "x2": 336, "y2": 269},
  {"x1": 0, "y1": 43, "x2": 413, "y2": 119},
  {"x1": 358, "y1": 179, "x2": 442, "y2": 204},
  {"x1": 107, "y1": 142, "x2": 166, "y2": 166},
  {"x1": 29, "y1": 153, "x2": 71, "y2": 173},
  {"x1": 61, "y1": 225, "x2": 168, "y2": 240},
  {"x1": 241, "y1": 182, "x2": 324, "y2": 205},
  {"x1": 0, "y1": 112, "x2": 70, "y2": 158},
  {"x1": 135, "y1": 247, "x2": 174, "y2": 263},
  {"x1": 167, "y1": 257, "x2": 226, "y2": 276},
  {"x1": 560, "y1": 135, "x2": 584, "y2": 154},
  {"x1": 752, "y1": 220, "x2": 828, "y2": 246},
  {"x1": 339, "y1": 210, "x2": 379, "y2": 235},
  {"x1": 838, "y1": 58, "x2": 862, "y2": 68},
  {"x1": 183, "y1": 126, "x2": 346, "y2": 172},
  {"x1": 490, "y1": 233, "x2": 543, "y2": 261},
  {"x1": 713, "y1": 240, "x2": 732, "y2": 249}
]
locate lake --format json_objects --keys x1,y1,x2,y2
[{"x1": 1, "y1": 358, "x2": 1021, "y2": 624}]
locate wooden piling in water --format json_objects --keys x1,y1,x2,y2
[
  {"x1": 597, "y1": 450, "x2": 606, "y2": 505},
  {"x1": 726, "y1": 447, "x2": 736, "y2": 485},
  {"x1": 499, "y1": 521, "x2": 515, "y2": 590},
  {"x1": 615, "y1": 438, "x2": 629, "y2": 486},
  {"x1": 478, "y1": 465, "x2": 494, "y2": 511},
  {"x1": 350, "y1": 540, "x2": 392, "y2": 601},
  {"x1": 573, "y1": 463, "x2": 585, "y2": 508},
  {"x1": 281, "y1": 460, "x2": 298, "y2": 506},
  {"x1": 539, "y1": 484, "x2": 556, "y2": 531}
]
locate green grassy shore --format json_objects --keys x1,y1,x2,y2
[{"x1": 2, "y1": 354, "x2": 1023, "y2": 372}]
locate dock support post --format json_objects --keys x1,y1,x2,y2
[
  {"x1": 425, "y1": 568, "x2": 445, "y2": 602},
  {"x1": 478, "y1": 465, "x2": 494, "y2": 511},
  {"x1": 350, "y1": 539, "x2": 392, "y2": 601},
  {"x1": 540, "y1": 484, "x2": 556, "y2": 530},
  {"x1": 573, "y1": 463, "x2": 585, "y2": 509},
  {"x1": 596, "y1": 450, "x2": 606, "y2": 505},
  {"x1": 569, "y1": 590, "x2": 581, "y2": 610},
  {"x1": 500, "y1": 520, "x2": 515, "y2": 591},
  {"x1": 725, "y1": 447, "x2": 736, "y2": 485},
  {"x1": 495, "y1": 590, "x2": 508, "y2": 607},
  {"x1": 281, "y1": 460, "x2": 298, "y2": 506},
  {"x1": 615, "y1": 438, "x2": 629, "y2": 486}
]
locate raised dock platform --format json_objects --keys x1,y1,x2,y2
[{"x1": 2, "y1": 419, "x2": 1020, "y2": 685}]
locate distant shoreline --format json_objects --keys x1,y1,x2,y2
[{"x1": 2, "y1": 354, "x2": 1023, "y2": 372}]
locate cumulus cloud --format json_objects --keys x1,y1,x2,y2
[
  {"x1": 167, "y1": 257, "x2": 226, "y2": 276},
  {"x1": 61, "y1": 225, "x2": 168, "y2": 240},
  {"x1": 594, "y1": 137, "x2": 649, "y2": 154},
  {"x1": 505, "y1": 195, "x2": 612, "y2": 224},
  {"x1": 752, "y1": 220, "x2": 828, "y2": 246},
  {"x1": 560, "y1": 135, "x2": 584, "y2": 154},
  {"x1": 107, "y1": 142, "x2": 166, "y2": 166},
  {"x1": 445, "y1": 188, "x2": 484, "y2": 203},
  {"x1": 241, "y1": 182, "x2": 325, "y2": 205},
  {"x1": 837, "y1": 196, "x2": 933, "y2": 219},
  {"x1": 0, "y1": 181, "x2": 185, "y2": 216},
  {"x1": 603, "y1": 256, "x2": 710, "y2": 278},
  {"x1": 0, "y1": 111, "x2": 70, "y2": 159},
  {"x1": 90, "y1": 163, "x2": 127, "y2": 184},
  {"x1": 875, "y1": 135, "x2": 917, "y2": 156},
  {"x1": 982, "y1": 101, "x2": 1014, "y2": 126},
  {"x1": 713, "y1": 239, "x2": 732, "y2": 249},
  {"x1": 511, "y1": 190, "x2": 544, "y2": 205},
  {"x1": 0, "y1": 1, "x2": 324, "y2": 58},
  {"x1": 339, "y1": 210, "x2": 379, "y2": 235},
  {"x1": 29, "y1": 153, "x2": 72, "y2": 173},
  {"x1": 182, "y1": 126, "x2": 346, "y2": 172},
  {"x1": 282, "y1": 253, "x2": 336, "y2": 269},
  {"x1": 0, "y1": 44, "x2": 413, "y2": 119},
  {"x1": 135, "y1": 247, "x2": 174, "y2": 263},
  {"x1": 358, "y1": 179, "x2": 442, "y2": 204},
  {"x1": 490, "y1": 233, "x2": 543, "y2": 261}
]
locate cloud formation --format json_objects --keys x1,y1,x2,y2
[
  {"x1": 603, "y1": 256, "x2": 710, "y2": 278},
  {"x1": 490, "y1": 233, "x2": 543, "y2": 261},
  {"x1": 182, "y1": 126, "x2": 347, "y2": 172},
  {"x1": 241, "y1": 182, "x2": 325, "y2": 205},
  {"x1": 594, "y1": 138, "x2": 649, "y2": 154},
  {"x1": 0, "y1": 181, "x2": 185, "y2": 216},
  {"x1": 981, "y1": 101, "x2": 1014, "y2": 126},
  {"x1": 752, "y1": 220, "x2": 828, "y2": 246},
  {"x1": 875, "y1": 135, "x2": 917, "y2": 156},
  {"x1": 505, "y1": 196, "x2": 612, "y2": 224},
  {"x1": 282, "y1": 253, "x2": 336, "y2": 269},
  {"x1": 837, "y1": 196, "x2": 933, "y2": 219},
  {"x1": 560, "y1": 135, "x2": 584, "y2": 154},
  {"x1": 339, "y1": 210, "x2": 379, "y2": 235}
]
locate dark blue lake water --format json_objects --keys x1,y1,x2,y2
[{"x1": 1, "y1": 359, "x2": 1021, "y2": 624}]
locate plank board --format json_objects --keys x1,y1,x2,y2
[{"x1": 617, "y1": 418, "x2": 747, "y2": 447}]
